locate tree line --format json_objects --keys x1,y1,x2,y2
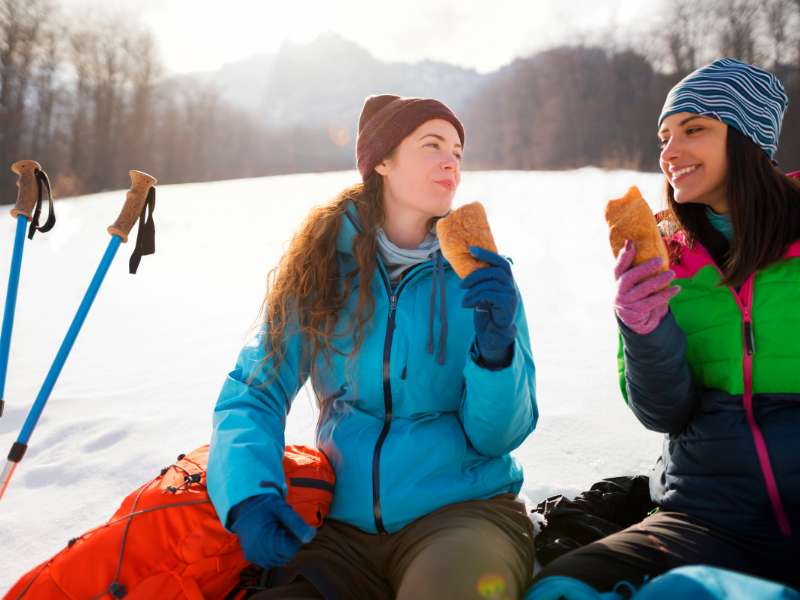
[
  {"x1": 464, "y1": 0, "x2": 800, "y2": 171},
  {"x1": 0, "y1": 0, "x2": 350, "y2": 197},
  {"x1": 1, "y1": 0, "x2": 799, "y2": 200}
]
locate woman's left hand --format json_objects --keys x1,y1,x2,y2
[{"x1": 460, "y1": 246, "x2": 518, "y2": 368}]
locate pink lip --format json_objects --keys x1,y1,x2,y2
[{"x1": 434, "y1": 179, "x2": 455, "y2": 191}]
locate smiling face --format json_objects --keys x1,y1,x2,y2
[
  {"x1": 658, "y1": 112, "x2": 729, "y2": 213},
  {"x1": 375, "y1": 118, "x2": 463, "y2": 222}
]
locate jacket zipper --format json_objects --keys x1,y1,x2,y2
[
  {"x1": 341, "y1": 211, "x2": 446, "y2": 533},
  {"x1": 729, "y1": 276, "x2": 792, "y2": 536},
  {"x1": 371, "y1": 261, "x2": 434, "y2": 534}
]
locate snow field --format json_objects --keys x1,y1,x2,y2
[{"x1": 0, "y1": 169, "x2": 666, "y2": 589}]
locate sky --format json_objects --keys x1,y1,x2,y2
[{"x1": 60, "y1": 0, "x2": 649, "y2": 74}]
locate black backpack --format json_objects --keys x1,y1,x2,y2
[{"x1": 532, "y1": 475, "x2": 657, "y2": 566}]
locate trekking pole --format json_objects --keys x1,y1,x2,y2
[
  {"x1": 0, "y1": 170, "x2": 156, "y2": 503},
  {"x1": 1, "y1": 160, "x2": 56, "y2": 418}
]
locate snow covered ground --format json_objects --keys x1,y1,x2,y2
[{"x1": 0, "y1": 168, "x2": 667, "y2": 590}]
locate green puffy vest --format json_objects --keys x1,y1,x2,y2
[{"x1": 618, "y1": 239, "x2": 800, "y2": 399}]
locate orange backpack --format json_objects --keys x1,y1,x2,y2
[{"x1": 5, "y1": 444, "x2": 335, "y2": 600}]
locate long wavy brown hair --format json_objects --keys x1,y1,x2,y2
[
  {"x1": 259, "y1": 171, "x2": 386, "y2": 390},
  {"x1": 665, "y1": 127, "x2": 800, "y2": 287}
]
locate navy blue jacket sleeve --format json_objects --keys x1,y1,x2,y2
[{"x1": 619, "y1": 310, "x2": 697, "y2": 434}]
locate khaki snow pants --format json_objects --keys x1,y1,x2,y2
[{"x1": 250, "y1": 493, "x2": 535, "y2": 600}]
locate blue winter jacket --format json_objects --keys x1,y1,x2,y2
[{"x1": 208, "y1": 206, "x2": 538, "y2": 534}]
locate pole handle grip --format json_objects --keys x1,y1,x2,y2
[
  {"x1": 107, "y1": 170, "x2": 157, "y2": 243},
  {"x1": 9, "y1": 160, "x2": 42, "y2": 220}
]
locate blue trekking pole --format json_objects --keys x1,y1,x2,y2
[
  {"x1": 1, "y1": 160, "x2": 56, "y2": 418},
  {"x1": 0, "y1": 170, "x2": 156, "y2": 502}
]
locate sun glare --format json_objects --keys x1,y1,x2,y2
[
  {"x1": 146, "y1": 0, "x2": 335, "y2": 73},
  {"x1": 54, "y1": 0, "x2": 648, "y2": 75}
]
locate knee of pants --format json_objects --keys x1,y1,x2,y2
[{"x1": 394, "y1": 528, "x2": 530, "y2": 600}]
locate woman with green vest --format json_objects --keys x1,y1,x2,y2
[{"x1": 534, "y1": 58, "x2": 800, "y2": 591}]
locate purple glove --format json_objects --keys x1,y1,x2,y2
[{"x1": 614, "y1": 240, "x2": 680, "y2": 335}]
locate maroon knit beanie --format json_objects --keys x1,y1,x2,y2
[{"x1": 355, "y1": 94, "x2": 465, "y2": 181}]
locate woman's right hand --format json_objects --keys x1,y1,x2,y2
[
  {"x1": 614, "y1": 240, "x2": 680, "y2": 335},
  {"x1": 229, "y1": 493, "x2": 316, "y2": 569}
]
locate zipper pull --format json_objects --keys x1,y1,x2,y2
[
  {"x1": 744, "y1": 321, "x2": 756, "y2": 355},
  {"x1": 389, "y1": 295, "x2": 397, "y2": 316}
]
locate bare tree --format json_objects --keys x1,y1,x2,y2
[
  {"x1": 717, "y1": 0, "x2": 760, "y2": 63},
  {"x1": 664, "y1": 0, "x2": 700, "y2": 73},
  {"x1": 66, "y1": 14, "x2": 155, "y2": 191},
  {"x1": 66, "y1": 25, "x2": 97, "y2": 191},
  {"x1": 89, "y1": 20, "x2": 130, "y2": 189},
  {"x1": 29, "y1": 27, "x2": 60, "y2": 165},
  {"x1": 793, "y1": 0, "x2": 800, "y2": 63},
  {"x1": 0, "y1": 0, "x2": 53, "y2": 190},
  {"x1": 645, "y1": 0, "x2": 714, "y2": 76},
  {"x1": 124, "y1": 30, "x2": 161, "y2": 172},
  {"x1": 765, "y1": 0, "x2": 792, "y2": 66}
]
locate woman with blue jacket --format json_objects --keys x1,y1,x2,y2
[{"x1": 208, "y1": 95, "x2": 538, "y2": 599}]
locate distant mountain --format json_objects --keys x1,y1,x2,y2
[
  {"x1": 193, "y1": 52, "x2": 278, "y2": 115},
  {"x1": 190, "y1": 33, "x2": 485, "y2": 136}
]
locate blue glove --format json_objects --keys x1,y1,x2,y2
[
  {"x1": 460, "y1": 246, "x2": 518, "y2": 368},
  {"x1": 229, "y1": 492, "x2": 316, "y2": 569}
]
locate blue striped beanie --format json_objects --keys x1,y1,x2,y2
[{"x1": 659, "y1": 58, "x2": 789, "y2": 160}]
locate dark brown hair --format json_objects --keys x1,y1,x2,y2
[{"x1": 666, "y1": 127, "x2": 800, "y2": 287}]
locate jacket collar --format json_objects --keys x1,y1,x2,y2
[
  {"x1": 334, "y1": 200, "x2": 450, "y2": 365},
  {"x1": 335, "y1": 201, "x2": 454, "y2": 268},
  {"x1": 670, "y1": 232, "x2": 800, "y2": 279}
]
